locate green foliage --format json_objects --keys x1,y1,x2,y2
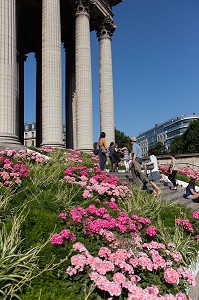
[
  {"x1": 153, "y1": 141, "x2": 164, "y2": 156},
  {"x1": 0, "y1": 214, "x2": 47, "y2": 299},
  {"x1": 115, "y1": 128, "x2": 131, "y2": 148},
  {"x1": 170, "y1": 118, "x2": 199, "y2": 154},
  {"x1": 170, "y1": 135, "x2": 184, "y2": 154},
  {"x1": 183, "y1": 118, "x2": 199, "y2": 153}
]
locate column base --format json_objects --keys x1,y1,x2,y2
[
  {"x1": 0, "y1": 143, "x2": 27, "y2": 150},
  {"x1": 0, "y1": 134, "x2": 20, "y2": 144},
  {"x1": 41, "y1": 142, "x2": 66, "y2": 149},
  {"x1": 76, "y1": 148, "x2": 94, "y2": 153}
]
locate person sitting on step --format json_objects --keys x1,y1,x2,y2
[{"x1": 184, "y1": 178, "x2": 199, "y2": 202}]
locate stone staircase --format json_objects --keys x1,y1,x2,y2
[{"x1": 110, "y1": 171, "x2": 199, "y2": 212}]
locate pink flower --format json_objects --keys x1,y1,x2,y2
[
  {"x1": 164, "y1": 268, "x2": 180, "y2": 285},
  {"x1": 192, "y1": 211, "x2": 199, "y2": 219},
  {"x1": 66, "y1": 266, "x2": 77, "y2": 276},
  {"x1": 50, "y1": 234, "x2": 64, "y2": 245},
  {"x1": 73, "y1": 242, "x2": 87, "y2": 253},
  {"x1": 59, "y1": 212, "x2": 67, "y2": 220},
  {"x1": 71, "y1": 254, "x2": 87, "y2": 270},
  {"x1": 113, "y1": 272, "x2": 126, "y2": 285},
  {"x1": 176, "y1": 292, "x2": 188, "y2": 300},
  {"x1": 146, "y1": 225, "x2": 158, "y2": 236}
]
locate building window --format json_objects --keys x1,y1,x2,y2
[
  {"x1": 32, "y1": 132, "x2": 34, "y2": 138},
  {"x1": 25, "y1": 133, "x2": 28, "y2": 138},
  {"x1": 25, "y1": 141, "x2": 27, "y2": 146},
  {"x1": 32, "y1": 140, "x2": 35, "y2": 146}
]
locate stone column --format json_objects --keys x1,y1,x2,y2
[
  {"x1": 65, "y1": 36, "x2": 76, "y2": 150},
  {"x1": 97, "y1": 18, "x2": 116, "y2": 146},
  {"x1": 41, "y1": 0, "x2": 64, "y2": 148},
  {"x1": 75, "y1": 0, "x2": 93, "y2": 151},
  {"x1": 0, "y1": 0, "x2": 19, "y2": 145}
]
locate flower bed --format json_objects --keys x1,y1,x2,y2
[
  {"x1": 159, "y1": 165, "x2": 199, "y2": 183},
  {"x1": 1, "y1": 148, "x2": 199, "y2": 300},
  {"x1": 50, "y1": 201, "x2": 195, "y2": 299}
]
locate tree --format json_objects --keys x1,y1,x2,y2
[
  {"x1": 153, "y1": 141, "x2": 164, "y2": 156},
  {"x1": 182, "y1": 118, "x2": 199, "y2": 153},
  {"x1": 169, "y1": 118, "x2": 199, "y2": 154},
  {"x1": 115, "y1": 128, "x2": 131, "y2": 148},
  {"x1": 170, "y1": 135, "x2": 184, "y2": 154}
]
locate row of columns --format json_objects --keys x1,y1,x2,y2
[{"x1": 0, "y1": 0, "x2": 116, "y2": 150}]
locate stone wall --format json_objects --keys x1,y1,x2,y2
[{"x1": 143, "y1": 153, "x2": 199, "y2": 170}]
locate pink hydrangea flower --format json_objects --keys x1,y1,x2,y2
[
  {"x1": 164, "y1": 268, "x2": 180, "y2": 285},
  {"x1": 59, "y1": 212, "x2": 67, "y2": 220}
]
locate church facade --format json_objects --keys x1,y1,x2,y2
[{"x1": 0, "y1": 0, "x2": 122, "y2": 150}]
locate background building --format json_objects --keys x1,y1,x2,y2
[
  {"x1": 136, "y1": 114, "x2": 199, "y2": 157},
  {"x1": 24, "y1": 122, "x2": 66, "y2": 148}
]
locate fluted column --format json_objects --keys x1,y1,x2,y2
[
  {"x1": 75, "y1": 0, "x2": 93, "y2": 151},
  {"x1": 41, "y1": 0, "x2": 64, "y2": 148},
  {"x1": 0, "y1": 0, "x2": 19, "y2": 144},
  {"x1": 97, "y1": 18, "x2": 116, "y2": 145}
]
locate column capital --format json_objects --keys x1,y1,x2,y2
[
  {"x1": 96, "y1": 16, "x2": 117, "y2": 40},
  {"x1": 75, "y1": 0, "x2": 93, "y2": 18}
]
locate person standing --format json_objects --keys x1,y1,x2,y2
[
  {"x1": 112, "y1": 143, "x2": 121, "y2": 172},
  {"x1": 130, "y1": 137, "x2": 148, "y2": 189},
  {"x1": 147, "y1": 148, "x2": 162, "y2": 196},
  {"x1": 98, "y1": 132, "x2": 108, "y2": 171},
  {"x1": 168, "y1": 153, "x2": 178, "y2": 190},
  {"x1": 120, "y1": 142, "x2": 131, "y2": 172},
  {"x1": 108, "y1": 142, "x2": 115, "y2": 172}
]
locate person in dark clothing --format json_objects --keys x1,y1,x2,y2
[
  {"x1": 98, "y1": 132, "x2": 107, "y2": 171},
  {"x1": 108, "y1": 142, "x2": 115, "y2": 172},
  {"x1": 108, "y1": 142, "x2": 121, "y2": 172},
  {"x1": 112, "y1": 144, "x2": 121, "y2": 172}
]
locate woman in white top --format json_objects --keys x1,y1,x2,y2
[{"x1": 147, "y1": 149, "x2": 162, "y2": 196}]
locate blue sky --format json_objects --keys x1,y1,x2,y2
[{"x1": 24, "y1": 0, "x2": 199, "y2": 142}]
